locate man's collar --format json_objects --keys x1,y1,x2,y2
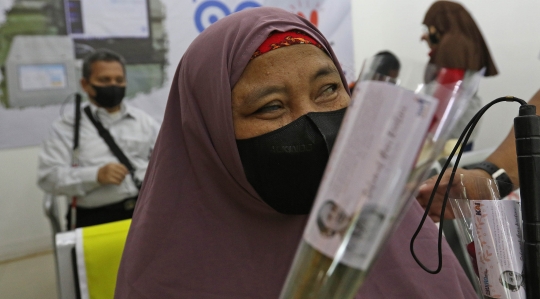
[{"x1": 87, "y1": 101, "x2": 135, "y2": 120}]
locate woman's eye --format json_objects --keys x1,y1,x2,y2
[
  {"x1": 321, "y1": 84, "x2": 338, "y2": 96},
  {"x1": 254, "y1": 104, "x2": 282, "y2": 114}
]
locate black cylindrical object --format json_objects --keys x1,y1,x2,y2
[
  {"x1": 514, "y1": 104, "x2": 540, "y2": 298},
  {"x1": 73, "y1": 93, "x2": 82, "y2": 151}
]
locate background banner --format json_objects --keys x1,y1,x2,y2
[{"x1": 0, "y1": 0, "x2": 354, "y2": 149}]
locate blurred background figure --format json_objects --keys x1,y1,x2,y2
[
  {"x1": 350, "y1": 50, "x2": 401, "y2": 91},
  {"x1": 421, "y1": 0, "x2": 498, "y2": 151}
]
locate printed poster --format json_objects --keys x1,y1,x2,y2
[{"x1": 0, "y1": 0, "x2": 354, "y2": 149}]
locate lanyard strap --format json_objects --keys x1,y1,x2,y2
[{"x1": 83, "y1": 106, "x2": 141, "y2": 189}]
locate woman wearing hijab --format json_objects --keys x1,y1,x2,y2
[
  {"x1": 115, "y1": 7, "x2": 477, "y2": 299},
  {"x1": 422, "y1": 0, "x2": 498, "y2": 150}
]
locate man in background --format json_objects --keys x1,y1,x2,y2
[{"x1": 38, "y1": 49, "x2": 159, "y2": 228}]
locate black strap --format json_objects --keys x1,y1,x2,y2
[
  {"x1": 73, "y1": 93, "x2": 82, "y2": 151},
  {"x1": 83, "y1": 106, "x2": 141, "y2": 189}
]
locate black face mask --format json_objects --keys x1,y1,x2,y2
[
  {"x1": 91, "y1": 85, "x2": 125, "y2": 108},
  {"x1": 236, "y1": 108, "x2": 346, "y2": 215}
]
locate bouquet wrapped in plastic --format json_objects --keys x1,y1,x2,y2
[
  {"x1": 279, "y1": 57, "x2": 484, "y2": 299},
  {"x1": 449, "y1": 175, "x2": 525, "y2": 299}
]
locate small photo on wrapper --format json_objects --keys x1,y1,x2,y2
[
  {"x1": 317, "y1": 200, "x2": 351, "y2": 238},
  {"x1": 499, "y1": 270, "x2": 524, "y2": 292}
]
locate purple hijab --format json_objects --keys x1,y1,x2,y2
[{"x1": 115, "y1": 7, "x2": 477, "y2": 299}]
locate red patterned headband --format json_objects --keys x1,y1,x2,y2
[{"x1": 251, "y1": 30, "x2": 324, "y2": 60}]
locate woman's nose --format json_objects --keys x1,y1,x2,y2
[{"x1": 290, "y1": 97, "x2": 321, "y2": 119}]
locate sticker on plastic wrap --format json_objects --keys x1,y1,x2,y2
[
  {"x1": 471, "y1": 200, "x2": 525, "y2": 299},
  {"x1": 503, "y1": 188, "x2": 521, "y2": 202},
  {"x1": 303, "y1": 81, "x2": 437, "y2": 270}
]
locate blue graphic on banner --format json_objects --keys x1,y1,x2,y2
[{"x1": 194, "y1": 1, "x2": 261, "y2": 32}]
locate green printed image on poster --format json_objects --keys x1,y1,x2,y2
[{"x1": 0, "y1": 0, "x2": 168, "y2": 109}]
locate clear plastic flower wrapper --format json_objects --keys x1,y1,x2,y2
[
  {"x1": 449, "y1": 175, "x2": 525, "y2": 299},
  {"x1": 279, "y1": 57, "x2": 484, "y2": 299}
]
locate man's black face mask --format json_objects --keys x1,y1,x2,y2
[
  {"x1": 91, "y1": 85, "x2": 125, "y2": 108},
  {"x1": 236, "y1": 108, "x2": 346, "y2": 215}
]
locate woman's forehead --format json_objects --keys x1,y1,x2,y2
[
  {"x1": 235, "y1": 45, "x2": 339, "y2": 87},
  {"x1": 251, "y1": 44, "x2": 332, "y2": 66}
]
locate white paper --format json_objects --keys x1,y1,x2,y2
[
  {"x1": 18, "y1": 64, "x2": 67, "y2": 91},
  {"x1": 471, "y1": 200, "x2": 525, "y2": 299},
  {"x1": 303, "y1": 81, "x2": 437, "y2": 270},
  {"x1": 73, "y1": 0, "x2": 149, "y2": 38}
]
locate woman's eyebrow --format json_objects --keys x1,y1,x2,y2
[{"x1": 310, "y1": 65, "x2": 339, "y2": 83}]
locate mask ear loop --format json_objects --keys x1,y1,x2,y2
[{"x1": 410, "y1": 96, "x2": 527, "y2": 274}]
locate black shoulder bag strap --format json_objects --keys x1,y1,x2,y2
[{"x1": 83, "y1": 106, "x2": 142, "y2": 189}]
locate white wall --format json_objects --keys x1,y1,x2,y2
[
  {"x1": 0, "y1": 146, "x2": 52, "y2": 262},
  {"x1": 1, "y1": 0, "x2": 540, "y2": 261}
]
